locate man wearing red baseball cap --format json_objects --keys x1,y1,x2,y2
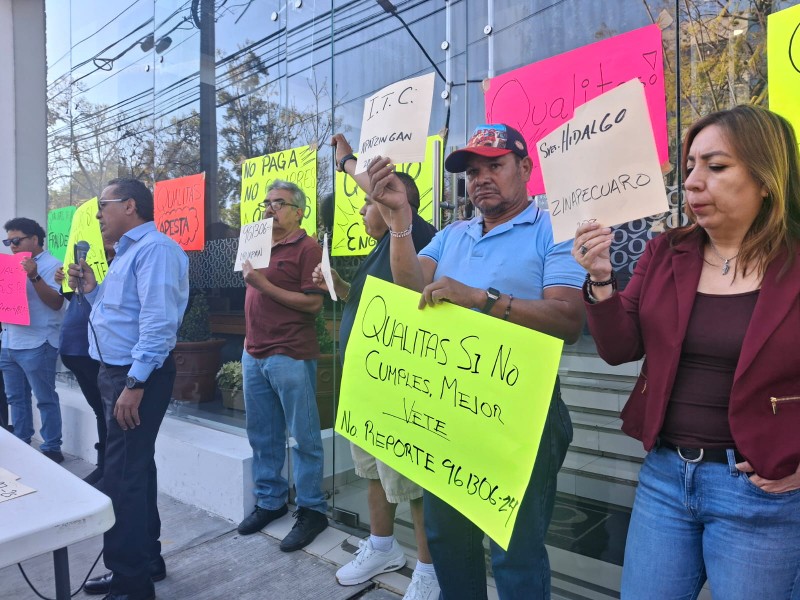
[{"x1": 366, "y1": 123, "x2": 586, "y2": 600}]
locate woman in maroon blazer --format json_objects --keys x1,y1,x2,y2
[{"x1": 573, "y1": 105, "x2": 800, "y2": 600}]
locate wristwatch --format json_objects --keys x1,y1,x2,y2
[
  {"x1": 125, "y1": 376, "x2": 147, "y2": 390},
  {"x1": 28, "y1": 274, "x2": 42, "y2": 283},
  {"x1": 482, "y1": 287, "x2": 501, "y2": 314},
  {"x1": 337, "y1": 153, "x2": 357, "y2": 172}
]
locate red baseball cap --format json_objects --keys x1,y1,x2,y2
[{"x1": 444, "y1": 124, "x2": 529, "y2": 173}]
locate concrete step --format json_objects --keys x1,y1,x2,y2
[
  {"x1": 568, "y1": 412, "x2": 646, "y2": 460},
  {"x1": 558, "y1": 450, "x2": 641, "y2": 508}
]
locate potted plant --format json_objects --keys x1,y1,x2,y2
[
  {"x1": 172, "y1": 291, "x2": 226, "y2": 403},
  {"x1": 217, "y1": 361, "x2": 244, "y2": 410},
  {"x1": 315, "y1": 312, "x2": 339, "y2": 429}
]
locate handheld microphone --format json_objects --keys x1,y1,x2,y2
[{"x1": 74, "y1": 240, "x2": 90, "y2": 302}]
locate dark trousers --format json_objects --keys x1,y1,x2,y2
[
  {"x1": 97, "y1": 356, "x2": 174, "y2": 594},
  {"x1": 61, "y1": 354, "x2": 106, "y2": 449},
  {"x1": 0, "y1": 368, "x2": 8, "y2": 430},
  {"x1": 423, "y1": 381, "x2": 573, "y2": 600}
]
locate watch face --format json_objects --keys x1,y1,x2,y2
[{"x1": 126, "y1": 376, "x2": 136, "y2": 389}]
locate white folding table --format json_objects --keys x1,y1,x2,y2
[{"x1": 0, "y1": 428, "x2": 115, "y2": 599}]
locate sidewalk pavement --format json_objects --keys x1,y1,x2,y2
[{"x1": 0, "y1": 450, "x2": 409, "y2": 600}]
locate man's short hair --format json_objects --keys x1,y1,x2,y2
[
  {"x1": 394, "y1": 171, "x2": 421, "y2": 213},
  {"x1": 107, "y1": 178, "x2": 154, "y2": 221},
  {"x1": 268, "y1": 180, "x2": 307, "y2": 218},
  {"x1": 444, "y1": 123, "x2": 529, "y2": 173},
  {"x1": 4, "y1": 217, "x2": 46, "y2": 247}
]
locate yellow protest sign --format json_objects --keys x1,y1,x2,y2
[
  {"x1": 337, "y1": 277, "x2": 563, "y2": 549},
  {"x1": 240, "y1": 145, "x2": 317, "y2": 237},
  {"x1": 332, "y1": 135, "x2": 442, "y2": 257},
  {"x1": 768, "y1": 4, "x2": 800, "y2": 144},
  {"x1": 61, "y1": 198, "x2": 109, "y2": 292}
]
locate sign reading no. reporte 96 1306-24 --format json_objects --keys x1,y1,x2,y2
[{"x1": 337, "y1": 276, "x2": 564, "y2": 550}]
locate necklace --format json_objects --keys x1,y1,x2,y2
[{"x1": 707, "y1": 240, "x2": 738, "y2": 276}]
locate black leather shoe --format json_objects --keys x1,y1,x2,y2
[
  {"x1": 279, "y1": 507, "x2": 328, "y2": 552},
  {"x1": 237, "y1": 504, "x2": 288, "y2": 535},
  {"x1": 84, "y1": 559, "x2": 166, "y2": 595},
  {"x1": 42, "y1": 450, "x2": 64, "y2": 463}
]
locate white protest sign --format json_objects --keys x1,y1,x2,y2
[
  {"x1": 321, "y1": 233, "x2": 337, "y2": 301},
  {"x1": 0, "y1": 467, "x2": 36, "y2": 503},
  {"x1": 537, "y1": 78, "x2": 669, "y2": 243},
  {"x1": 355, "y1": 72, "x2": 436, "y2": 174},
  {"x1": 234, "y1": 218, "x2": 273, "y2": 271}
]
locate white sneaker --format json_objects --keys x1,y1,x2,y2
[
  {"x1": 403, "y1": 569, "x2": 440, "y2": 600},
  {"x1": 336, "y1": 538, "x2": 406, "y2": 585}
]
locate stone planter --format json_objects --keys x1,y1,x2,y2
[
  {"x1": 172, "y1": 339, "x2": 226, "y2": 403},
  {"x1": 221, "y1": 388, "x2": 245, "y2": 411}
]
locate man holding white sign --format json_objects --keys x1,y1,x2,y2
[
  {"x1": 237, "y1": 180, "x2": 329, "y2": 552},
  {"x1": 367, "y1": 124, "x2": 585, "y2": 600}
]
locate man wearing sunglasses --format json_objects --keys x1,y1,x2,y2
[
  {"x1": 67, "y1": 178, "x2": 188, "y2": 600},
  {"x1": 236, "y1": 179, "x2": 329, "y2": 552},
  {"x1": 1, "y1": 217, "x2": 65, "y2": 462}
]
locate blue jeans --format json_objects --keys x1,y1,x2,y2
[
  {"x1": 0, "y1": 343, "x2": 62, "y2": 451},
  {"x1": 621, "y1": 444, "x2": 800, "y2": 600},
  {"x1": 242, "y1": 351, "x2": 327, "y2": 513},
  {"x1": 424, "y1": 383, "x2": 572, "y2": 600}
]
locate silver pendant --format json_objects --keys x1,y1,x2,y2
[{"x1": 722, "y1": 260, "x2": 730, "y2": 276}]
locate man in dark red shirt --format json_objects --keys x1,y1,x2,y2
[{"x1": 237, "y1": 179, "x2": 328, "y2": 552}]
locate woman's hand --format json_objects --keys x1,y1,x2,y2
[
  {"x1": 737, "y1": 461, "x2": 800, "y2": 494},
  {"x1": 572, "y1": 221, "x2": 613, "y2": 280}
]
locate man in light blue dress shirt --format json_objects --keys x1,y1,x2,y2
[
  {"x1": 1, "y1": 217, "x2": 65, "y2": 462},
  {"x1": 68, "y1": 178, "x2": 188, "y2": 600}
]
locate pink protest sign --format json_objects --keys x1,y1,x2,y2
[
  {"x1": 485, "y1": 24, "x2": 667, "y2": 196},
  {"x1": 0, "y1": 253, "x2": 31, "y2": 325}
]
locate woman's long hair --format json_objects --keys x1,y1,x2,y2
[{"x1": 671, "y1": 105, "x2": 800, "y2": 279}]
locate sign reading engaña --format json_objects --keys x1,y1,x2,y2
[{"x1": 355, "y1": 73, "x2": 436, "y2": 174}]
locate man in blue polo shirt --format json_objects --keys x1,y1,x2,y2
[
  {"x1": 366, "y1": 124, "x2": 586, "y2": 600},
  {"x1": 68, "y1": 178, "x2": 188, "y2": 600},
  {"x1": 1, "y1": 217, "x2": 65, "y2": 462}
]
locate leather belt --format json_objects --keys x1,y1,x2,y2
[{"x1": 659, "y1": 440, "x2": 744, "y2": 464}]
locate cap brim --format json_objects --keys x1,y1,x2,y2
[{"x1": 444, "y1": 147, "x2": 513, "y2": 173}]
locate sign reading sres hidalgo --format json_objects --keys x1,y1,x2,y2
[
  {"x1": 768, "y1": 4, "x2": 800, "y2": 145},
  {"x1": 240, "y1": 145, "x2": 317, "y2": 237},
  {"x1": 538, "y1": 79, "x2": 669, "y2": 243},
  {"x1": 154, "y1": 173, "x2": 205, "y2": 251},
  {"x1": 333, "y1": 135, "x2": 442, "y2": 257},
  {"x1": 337, "y1": 277, "x2": 563, "y2": 549}
]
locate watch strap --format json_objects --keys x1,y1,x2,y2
[
  {"x1": 482, "y1": 287, "x2": 501, "y2": 314},
  {"x1": 337, "y1": 153, "x2": 356, "y2": 172}
]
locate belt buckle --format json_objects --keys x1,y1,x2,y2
[{"x1": 677, "y1": 447, "x2": 704, "y2": 463}]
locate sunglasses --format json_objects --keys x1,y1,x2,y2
[
  {"x1": 98, "y1": 198, "x2": 129, "y2": 211},
  {"x1": 3, "y1": 235, "x2": 32, "y2": 247}
]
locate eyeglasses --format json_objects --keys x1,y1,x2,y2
[
  {"x1": 3, "y1": 235, "x2": 32, "y2": 247},
  {"x1": 258, "y1": 200, "x2": 299, "y2": 211},
  {"x1": 98, "y1": 198, "x2": 128, "y2": 211}
]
